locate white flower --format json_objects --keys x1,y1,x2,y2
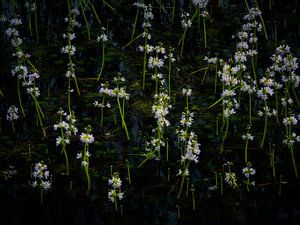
[
  {"x1": 80, "y1": 133, "x2": 95, "y2": 144},
  {"x1": 242, "y1": 166, "x2": 256, "y2": 178},
  {"x1": 97, "y1": 34, "x2": 108, "y2": 42},
  {"x1": 6, "y1": 105, "x2": 19, "y2": 121},
  {"x1": 192, "y1": 0, "x2": 209, "y2": 8},
  {"x1": 182, "y1": 88, "x2": 192, "y2": 96},
  {"x1": 108, "y1": 176, "x2": 122, "y2": 189},
  {"x1": 148, "y1": 56, "x2": 164, "y2": 69},
  {"x1": 76, "y1": 152, "x2": 82, "y2": 159},
  {"x1": 242, "y1": 133, "x2": 254, "y2": 141}
]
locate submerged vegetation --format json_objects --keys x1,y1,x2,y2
[{"x1": 0, "y1": 0, "x2": 300, "y2": 224}]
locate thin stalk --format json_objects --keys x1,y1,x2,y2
[
  {"x1": 179, "y1": 29, "x2": 187, "y2": 58},
  {"x1": 249, "y1": 93, "x2": 252, "y2": 126},
  {"x1": 168, "y1": 57, "x2": 172, "y2": 97},
  {"x1": 201, "y1": 66, "x2": 209, "y2": 85},
  {"x1": 203, "y1": 17, "x2": 207, "y2": 48},
  {"x1": 80, "y1": 1, "x2": 91, "y2": 40},
  {"x1": 88, "y1": 0, "x2": 103, "y2": 25},
  {"x1": 28, "y1": 11, "x2": 32, "y2": 36},
  {"x1": 97, "y1": 42, "x2": 105, "y2": 81},
  {"x1": 84, "y1": 144, "x2": 91, "y2": 195},
  {"x1": 131, "y1": 8, "x2": 139, "y2": 40},
  {"x1": 260, "y1": 101, "x2": 268, "y2": 149},
  {"x1": 253, "y1": 0, "x2": 268, "y2": 40},
  {"x1": 214, "y1": 64, "x2": 218, "y2": 93},
  {"x1": 126, "y1": 160, "x2": 131, "y2": 184},
  {"x1": 63, "y1": 146, "x2": 69, "y2": 175},
  {"x1": 33, "y1": 97, "x2": 46, "y2": 137},
  {"x1": 116, "y1": 97, "x2": 130, "y2": 140},
  {"x1": 220, "y1": 118, "x2": 229, "y2": 153},
  {"x1": 142, "y1": 36, "x2": 148, "y2": 89},
  {"x1": 17, "y1": 79, "x2": 25, "y2": 116},
  {"x1": 171, "y1": 0, "x2": 176, "y2": 23},
  {"x1": 155, "y1": 0, "x2": 167, "y2": 13},
  {"x1": 102, "y1": 0, "x2": 114, "y2": 11},
  {"x1": 122, "y1": 32, "x2": 143, "y2": 48}
]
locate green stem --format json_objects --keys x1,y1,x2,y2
[
  {"x1": 260, "y1": 101, "x2": 268, "y2": 149},
  {"x1": 17, "y1": 79, "x2": 25, "y2": 117},
  {"x1": 177, "y1": 174, "x2": 186, "y2": 199},
  {"x1": 80, "y1": 0, "x2": 91, "y2": 40},
  {"x1": 168, "y1": 57, "x2": 172, "y2": 97},
  {"x1": 97, "y1": 42, "x2": 105, "y2": 81},
  {"x1": 142, "y1": 36, "x2": 147, "y2": 89},
  {"x1": 116, "y1": 97, "x2": 130, "y2": 140},
  {"x1": 249, "y1": 93, "x2": 252, "y2": 126},
  {"x1": 63, "y1": 146, "x2": 69, "y2": 175},
  {"x1": 220, "y1": 118, "x2": 229, "y2": 153},
  {"x1": 171, "y1": 0, "x2": 176, "y2": 23},
  {"x1": 131, "y1": 8, "x2": 139, "y2": 40},
  {"x1": 201, "y1": 66, "x2": 209, "y2": 85},
  {"x1": 203, "y1": 17, "x2": 207, "y2": 48},
  {"x1": 84, "y1": 144, "x2": 91, "y2": 195},
  {"x1": 179, "y1": 29, "x2": 187, "y2": 58}
]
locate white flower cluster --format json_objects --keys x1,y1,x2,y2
[
  {"x1": 25, "y1": 1, "x2": 36, "y2": 12},
  {"x1": 282, "y1": 115, "x2": 300, "y2": 147},
  {"x1": 181, "y1": 12, "x2": 192, "y2": 29},
  {"x1": 152, "y1": 91, "x2": 172, "y2": 128},
  {"x1": 53, "y1": 109, "x2": 78, "y2": 147},
  {"x1": 5, "y1": 17, "x2": 22, "y2": 47},
  {"x1": 224, "y1": 172, "x2": 238, "y2": 188},
  {"x1": 6, "y1": 105, "x2": 19, "y2": 121},
  {"x1": 242, "y1": 133, "x2": 254, "y2": 141},
  {"x1": 192, "y1": 0, "x2": 209, "y2": 8},
  {"x1": 148, "y1": 55, "x2": 164, "y2": 69},
  {"x1": 108, "y1": 173, "x2": 124, "y2": 203},
  {"x1": 271, "y1": 45, "x2": 299, "y2": 87},
  {"x1": 145, "y1": 137, "x2": 165, "y2": 157},
  {"x1": 31, "y1": 161, "x2": 51, "y2": 191},
  {"x1": 97, "y1": 27, "x2": 108, "y2": 42},
  {"x1": 5, "y1": 17, "x2": 42, "y2": 98},
  {"x1": 80, "y1": 133, "x2": 95, "y2": 145},
  {"x1": 61, "y1": 8, "x2": 80, "y2": 82},
  {"x1": 133, "y1": 2, "x2": 153, "y2": 28},
  {"x1": 11, "y1": 65, "x2": 41, "y2": 98},
  {"x1": 242, "y1": 165, "x2": 256, "y2": 178},
  {"x1": 77, "y1": 126, "x2": 94, "y2": 167},
  {"x1": 181, "y1": 131, "x2": 201, "y2": 163},
  {"x1": 257, "y1": 106, "x2": 277, "y2": 117},
  {"x1": 242, "y1": 163, "x2": 256, "y2": 188}
]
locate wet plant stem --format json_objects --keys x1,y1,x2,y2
[
  {"x1": 17, "y1": 79, "x2": 25, "y2": 117},
  {"x1": 249, "y1": 93, "x2": 252, "y2": 126},
  {"x1": 84, "y1": 144, "x2": 91, "y2": 195},
  {"x1": 126, "y1": 160, "x2": 131, "y2": 184},
  {"x1": 177, "y1": 161, "x2": 191, "y2": 199},
  {"x1": 116, "y1": 97, "x2": 130, "y2": 140},
  {"x1": 171, "y1": 0, "x2": 176, "y2": 23},
  {"x1": 203, "y1": 17, "x2": 207, "y2": 48},
  {"x1": 131, "y1": 8, "x2": 139, "y2": 40},
  {"x1": 260, "y1": 101, "x2": 268, "y2": 149},
  {"x1": 97, "y1": 42, "x2": 105, "y2": 81},
  {"x1": 142, "y1": 36, "x2": 147, "y2": 89},
  {"x1": 168, "y1": 57, "x2": 172, "y2": 97}
]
